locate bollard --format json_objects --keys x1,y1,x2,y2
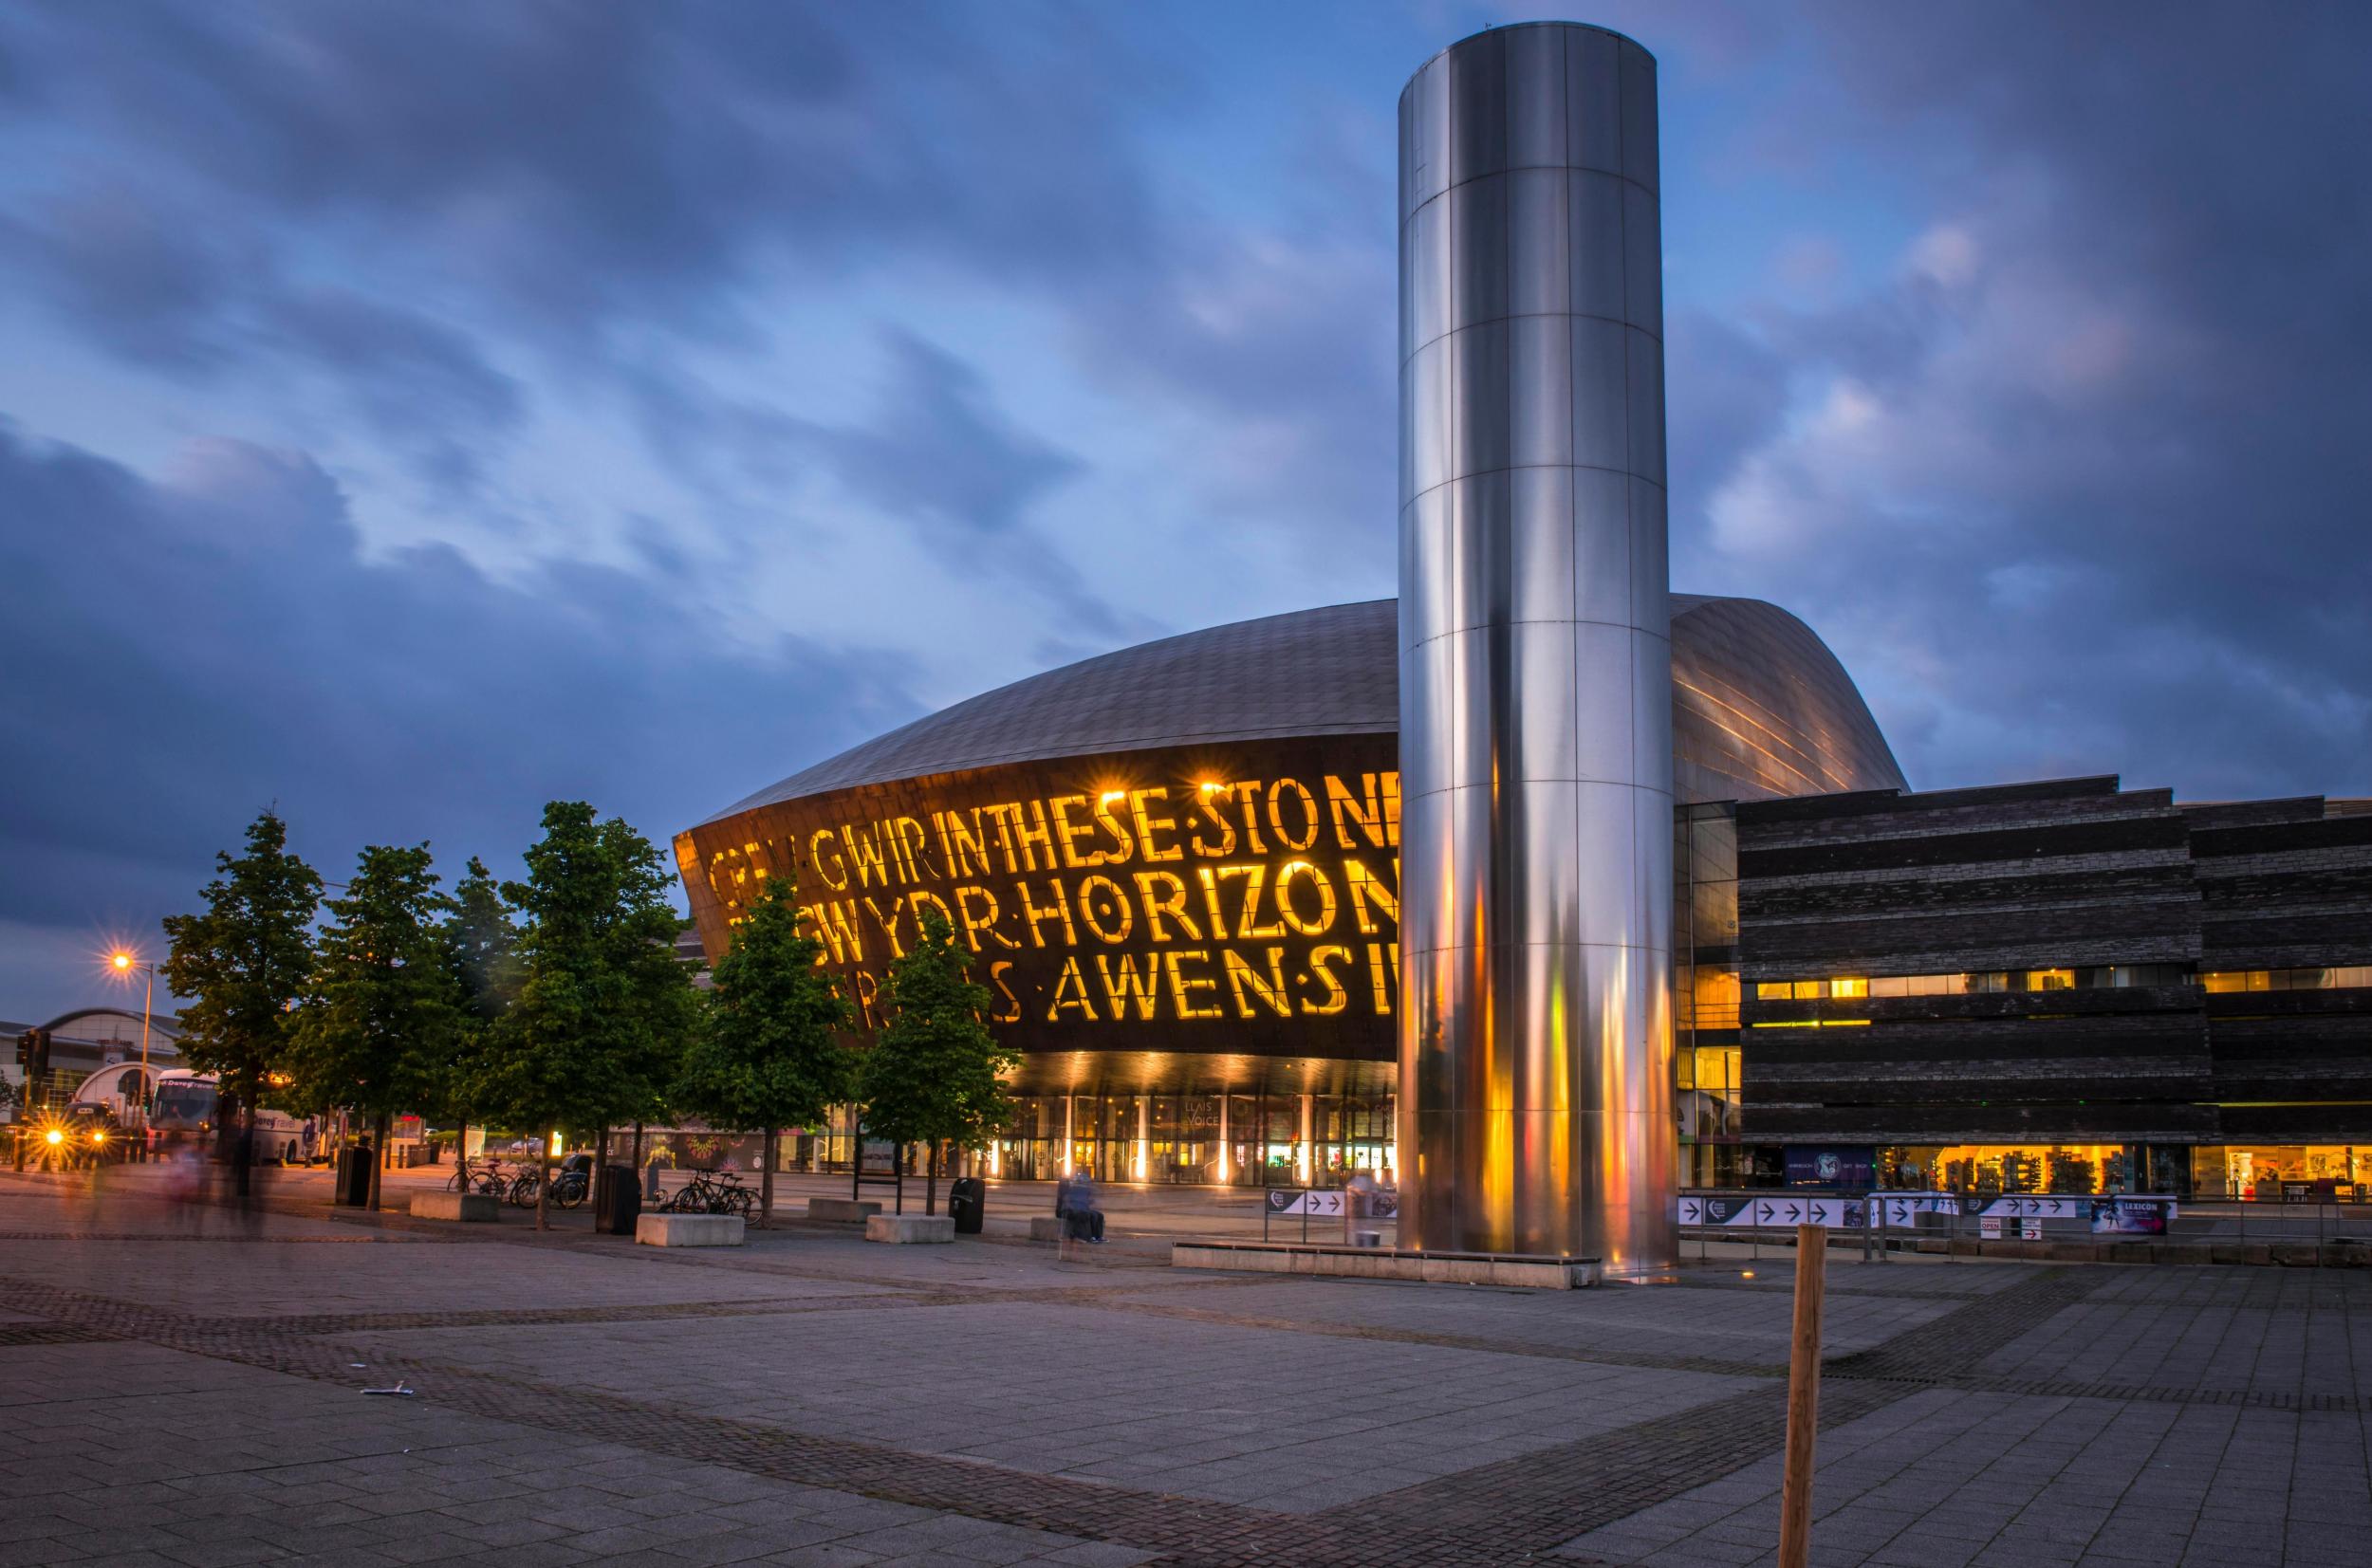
[{"x1": 1778, "y1": 1223, "x2": 1828, "y2": 1568}]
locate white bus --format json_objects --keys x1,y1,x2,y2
[{"x1": 146, "y1": 1069, "x2": 317, "y2": 1164}]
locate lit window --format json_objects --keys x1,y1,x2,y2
[
  {"x1": 1829, "y1": 977, "x2": 1867, "y2": 999},
  {"x1": 2029, "y1": 968, "x2": 2075, "y2": 991},
  {"x1": 1756, "y1": 982, "x2": 1791, "y2": 1001},
  {"x1": 1792, "y1": 980, "x2": 1825, "y2": 1000}
]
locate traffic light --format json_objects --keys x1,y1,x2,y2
[
  {"x1": 29, "y1": 1028, "x2": 49, "y2": 1081},
  {"x1": 12, "y1": 1031, "x2": 28, "y2": 1069}
]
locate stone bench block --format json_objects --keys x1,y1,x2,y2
[
  {"x1": 806, "y1": 1197, "x2": 883, "y2": 1224},
  {"x1": 865, "y1": 1212, "x2": 954, "y2": 1245},
  {"x1": 636, "y1": 1213, "x2": 746, "y2": 1247},
  {"x1": 1029, "y1": 1215, "x2": 1067, "y2": 1242},
  {"x1": 1173, "y1": 1242, "x2": 1597, "y2": 1288},
  {"x1": 410, "y1": 1191, "x2": 498, "y2": 1223}
]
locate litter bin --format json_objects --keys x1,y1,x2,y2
[
  {"x1": 594, "y1": 1163, "x2": 641, "y2": 1236},
  {"x1": 948, "y1": 1176, "x2": 986, "y2": 1235},
  {"x1": 337, "y1": 1145, "x2": 373, "y2": 1208}
]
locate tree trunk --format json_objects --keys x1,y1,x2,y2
[
  {"x1": 536, "y1": 1134, "x2": 552, "y2": 1230},
  {"x1": 631, "y1": 1120, "x2": 643, "y2": 1170},
  {"x1": 761, "y1": 1128, "x2": 777, "y2": 1227},
  {"x1": 927, "y1": 1140, "x2": 939, "y2": 1216},
  {"x1": 234, "y1": 1092, "x2": 253, "y2": 1199},
  {"x1": 369, "y1": 1109, "x2": 388, "y2": 1210}
]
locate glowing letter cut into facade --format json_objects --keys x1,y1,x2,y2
[{"x1": 1397, "y1": 22, "x2": 1677, "y2": 1271}]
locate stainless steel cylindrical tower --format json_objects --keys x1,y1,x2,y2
[{"x1": 1396, "y1": 22, "x2": 1676, "y2": 1272}]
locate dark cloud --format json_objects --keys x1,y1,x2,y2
[
  {"x1": 0, "y1": 422, "x2": 921, "y2": 1012},
  {"x1": 262, "y1": 289, "x2": 524, "y2": 490},
  {"x1": 0, "y1": 3, "x2": 1175, "y2": 341},
  {"x1": 1668, "y1": 1, "x2": 2372, "y2": 800},
  {"x1": 0, "y1": 187, "x2": 244, "y2": 368},
  {"x1": 812, "y1": 333, "x2": 1078, "y2": 542},
  {"x1": 629, "y1": 330, "x2": 1152, "y2": 647}
]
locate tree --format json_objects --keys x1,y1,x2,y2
[
  {"x1": 162, "y1": 810, "x2": 322, "y2": 1197},
  {"x1": 674, "y1": 876, "x2": 854, "y2": 1226},
  {"x1": 441, "y1": 856, "x2": 518, "y2": 1178},
  {"x1": 287, "y1": 844, "x2": 462, "y2": 1209},
  {"x1": 473, "y1": 802, "x2": 695, "y2": 1229},
  {"x1": 858, "y1": 909, "x2": 1017, "y2": 1215}
]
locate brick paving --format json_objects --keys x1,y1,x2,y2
[{"x1": 1, "y1": 1171, "x2": 2366, "y2": 1565}]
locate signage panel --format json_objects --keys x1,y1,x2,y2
[{"x1": 1677, "y1": 1195, "x2": 1863, "y2": 1228}]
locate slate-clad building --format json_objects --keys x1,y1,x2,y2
[{"x1": 1700, "y1": 778, "x2": 2372, "y2": 1197}]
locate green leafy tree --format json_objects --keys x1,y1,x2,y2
[
  {"x1": 859, "y1": 909, "x2": 1017, "y2": 1214},
  {"x1": 473, "y1": 802, "x2": 695, "y2": 1228},
  {"x1": 441, "y1": 856, "x2": 519, "y2": 1177},
  {"x1": 287, "y1": 844, "x2": 462, "y2": 1209},
  {"x1": 674, "y1": 877, "x2": 854, "y2": 1225},
  {"x1": 161, "y1": 810, "x2": 322, "y2": 1197}
]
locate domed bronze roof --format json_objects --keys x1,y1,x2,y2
[{"x1": 700, "y1": 595, "x2": 1903, "y2": 824}]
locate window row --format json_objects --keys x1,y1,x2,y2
[
  {"x1": 1756, "y1": 965, "x2": 2194, "y2": 1002},
  {"x1": 2201, "y1": 966, "x2": 2372, "y2": 993}
]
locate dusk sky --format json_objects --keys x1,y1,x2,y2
[{"x1": 4, "y1": 1, "x2": 2367, "y2": 1020}]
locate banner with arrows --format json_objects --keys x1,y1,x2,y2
[{"x1": 1677, "y1": 1195, "x2": 1864, "y2": 1228}]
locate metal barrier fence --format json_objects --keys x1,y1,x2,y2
[{"x1": 1677, "y1": 1188, "x2": 2372, "y2": 1262}]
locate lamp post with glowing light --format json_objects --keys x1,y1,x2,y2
[{"x1": 107, "y1": 950, "x2": 158, "y2": 1151}]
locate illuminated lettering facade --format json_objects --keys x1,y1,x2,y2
[{"x1": 676, "y1": 738, "x2": 1403, "y2": 1062}]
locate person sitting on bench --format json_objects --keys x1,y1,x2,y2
[{"x1": 1055, "y1": 1170, "x2": 1105, "y2": 1244}]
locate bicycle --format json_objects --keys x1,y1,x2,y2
[
  {"x1": 660, "y1": 1168, "x2": 753, "y2": 1217},
  {"x1": 447, "y1": 1157, "x2": 509, "y2": 1197},
  {"x1": 547, "y1": 1159, "x2": 591, "y2": 1209}
]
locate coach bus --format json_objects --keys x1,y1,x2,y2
[{"x1": 146, "y1": 1069, "x2": 317, "y2": 1164}]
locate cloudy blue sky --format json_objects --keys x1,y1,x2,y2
[{"x1": 4, "y1": 2, "x2": 2367, "y2": 1019}]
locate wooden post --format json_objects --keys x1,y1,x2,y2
[{"x1": 1778, "y1": 1223, "x2": 1828, "y2": 1568}]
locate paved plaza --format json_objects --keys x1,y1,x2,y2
[{"x1": 0, "y1": 1170, "x2": 2364, "y2": 1567}]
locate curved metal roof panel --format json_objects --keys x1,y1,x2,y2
[{"x1": 701, "y1": 595, "x2": 1903, "y2": 824}]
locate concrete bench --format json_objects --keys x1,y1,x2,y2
[
  {"x1": 635, "y1": 1213, "x2": 746, "y2": 1247},
  {"x1": 1173, "y1": 1241, "x2": 1600, "y2": 1288},
  {"x1": 409, "y1": 1191, "x2": 498, "y2": 1223},
  {"x1": 1028, "y1": 1215, "x2": 1066, "y2": 1242},
  {"x1": 806, "y1": 1197, "x2": 882, "y2": 1225},
  {"x1": 865, "y1": 1212, "x2": 954, "y2": 1245}
]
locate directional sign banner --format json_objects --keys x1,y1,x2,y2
[
  {"x1": 1677, "y1": 1195, "x2": 1863, "y2": 1228},
  {"x1": 1865, "y1": 1191, "x2": 2180, "y2": 1229},
  {"x1": 1266, "y1": 1189, "x2": 1346, "y2": 1217}
]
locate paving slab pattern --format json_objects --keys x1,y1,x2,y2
[{"x1": 0, "y1": 1171, "x2": 2363, "y2": 1566}]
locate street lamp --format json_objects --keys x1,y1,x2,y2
[{"x1": 106, "y1": 950, "x2": 157, "y2": 1140}]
